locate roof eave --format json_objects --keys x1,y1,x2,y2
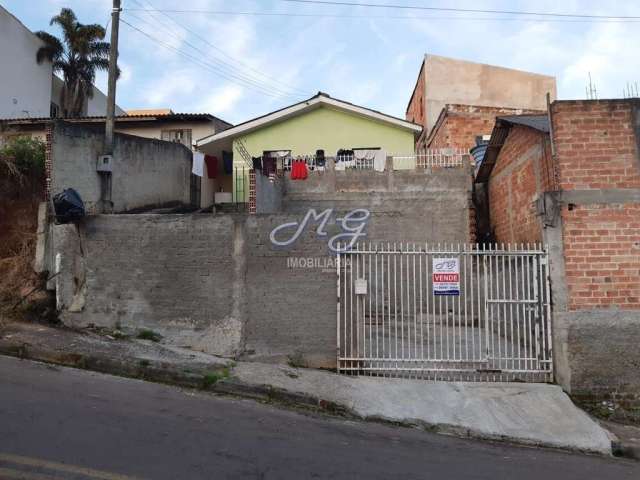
[{"x1": 197, "y1": 95, "x2": 422, "y2": 148}]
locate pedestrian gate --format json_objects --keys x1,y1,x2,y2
[{"x1": 336, "y1": 244, "x2": 553, "y2": 382}]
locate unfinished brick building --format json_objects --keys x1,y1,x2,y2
[
  {"x1": 475, "y1": 99, "x2": 640, "y2": 418},
  {"x1": 406, "y1": 54, "x2": 556, "y2": 151}
]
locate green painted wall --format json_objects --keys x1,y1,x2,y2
[
  {"x1": 231, "y1": 105, "x2": 417, "y2": 199},
  {"x1": 232, "y1": 105, "x2": 416, "y2": 163}
]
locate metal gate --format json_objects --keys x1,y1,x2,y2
[{"x1": 337, "y1": 243, "x2": 553, "y2": 382}]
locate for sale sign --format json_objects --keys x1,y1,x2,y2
[{"x1": 432, "y1": 257, "x2": 460, "y2": 296}]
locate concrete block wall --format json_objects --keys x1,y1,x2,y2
[
  {"x1": 49, "y1": 162, "x2": 473, "y2": 368},
  {"x1": 50, "y1": 121, "x2": 191, "y2": 213}
]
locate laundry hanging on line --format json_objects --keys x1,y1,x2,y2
[
  {"x1": 204, "y1": 155, "x2": 218, "y2": 179},
  {"x1": 222, "y1": 151, "x2": 233, "y2": 174},
  {"x1": 192, "y1": 152, "x2": 205, "y2": 177},
  {"x1": 290, "y1": 159, "x2": 308, "y2": 180}
]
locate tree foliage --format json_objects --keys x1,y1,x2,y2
[
  {"x1": 0, "y1": 137, "x2": 46, "y2": 182},
  {"x1": 35, "y1": 8, "x2": 117, "y2": 118}
]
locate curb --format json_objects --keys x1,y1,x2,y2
[
  {"x1": 0, "y1": 337, "x2": 351, "y2": 418},
  {"x1": 0, "y1": 336, "x2": 624, "y2": 458}
]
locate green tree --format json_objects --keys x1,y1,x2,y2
[
  {"x1": 0, "y1": 137, "x2": 46, "y2": 179},
  {"x1": 35, "y1": 8, "x2": 117, "y2": 118}
]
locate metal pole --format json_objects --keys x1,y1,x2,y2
[{"x1": 105, "y1": 0, "x2": 121, "y2": 155}]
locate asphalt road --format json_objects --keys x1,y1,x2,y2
[{"x1": 0, "y1": 356, "x2": 638, "y2": 480}]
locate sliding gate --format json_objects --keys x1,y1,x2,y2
[{"x1": 337, "y1": 244, "x2": 553, "y2": 382}]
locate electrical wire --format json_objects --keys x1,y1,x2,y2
[
  {"x1": 126, "y1": 0, "x2": 309, "y2": 98},
  {"x1": 119, "y1": 18, "x2": 306, "y2": 100},
  {"x1": 131, "y1": 0, "x2": 310, "y2": 96},
  {"x1": 121, "y1": 8, "x2": 640, "y2": 23},
  {"x1": 281, "y1": 0, "x2": 640, "y2": 20}
]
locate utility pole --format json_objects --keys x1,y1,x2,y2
[
  {"x1": 105, "y1": 0, "x2": 121, "y2": 154},
  {"x1": 100, "y1": 0, "x2": 121, "y2": 213}
]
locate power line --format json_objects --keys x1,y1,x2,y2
[
  {"x1": 127, "y1": 0, "x2": 308, "y2": 98},
  {"x1": 281, "y1": 0, "x2": 640, "y2": 20},
  {"x1": 126, "y1": 0, "x2": 309, "y2": 98},
  {"x1": 133, "y1": 0, "x2": 310, "y2": 96},
  {"x1": 123, "y1": 11, "x2": 295, "y2": 98},
  {"x1": 121, "y1": 8, "x2": 640, "y2": 23},
  {"x1": 119, "y1": 18, "x2": 305, "y2": 100}
]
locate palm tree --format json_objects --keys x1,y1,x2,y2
[{"x1": 35, "y1": 8, "x2": 117, "y2": 118}]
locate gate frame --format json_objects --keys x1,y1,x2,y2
[{"x1": 336, "y1": 243, "x2": 554, "y2": 382}]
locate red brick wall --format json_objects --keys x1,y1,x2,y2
[
  {"x1": 488, "y1": 125, "x2": 550, "y2": 244},
  {"x1": 406, "y1": 64, "x2": 425, "y2": 127},
  {"x1": 426, "y1": 105, "x2": 544, "y2": 151},
  {"x1": 551, "y1": 100, "x2": 640, "y2": 190},
  {"x1": 562, "y1": 204, "x2": 640, "y2": 310},
  {"x1": 551, "y1": 100, "x2": 640, "y2": 310}
]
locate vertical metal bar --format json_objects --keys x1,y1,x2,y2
[
  {"x1": 498, "y1": 244, "x2": 505, "y2": 368},
  {"x1": 413, "y1": 244, "x2": 417, "y2": 365},
  {"x1": 368, "y1": 242, "x2": 372, "y2": 375},
  {"x1": 399, "y1": 243, "x2": 404, "y2": 369},
  {"x1": 457, "y1": 243, "x2": 462, "y2": 362},
  {"x1": 375, "y1": 244, "x2": 379, "y2": 365},
  {"x1": 544, "y1": 245, "x2": 553, "y2": 379},
  {"x1": 426, "y1": 244, "x2": 431, "y2": 362},
  {"x1": 532, "y1": 253, "x2": 541, "y2": 371},
  {"x1": 483, "y1": 243, "x2": 490, "y2": 363},
  {"x1": 381, "y1": 243, "x2": 385, "y2": 364},
  {"x1": 356, "y1": 243, "x2": 360, "y2": 371},
  {"x1": 524, "y1": 247, "x2": 532, "y2": 372},
  {"x1": 336, "y1": 244, "x2": 341, "y2": 373},
  {"x1": 460, "y1": 243, "x2": 469, "y2": 362},
  {"x1": 394, "y1": 243, "x2": 398, "y2": 372},
  {"x1": 445, "y1": 243, "x2": 450, "y2": 362},
  {"x1": 419, "y1": 244, "x2": 424, "y2": 368},
  {"x1": 343, "y1": 245, "x2": 348, "y2": 372},
  {"x1": 438, "y1": 243, "x2": 444, "y2": 361},
  {"x1": 473, "y1": 244, "x2": 478, "y2": 361},
  {"x1": 515, "y1": 247, "x2": 522, "y2": 373},
  {"x1": 350, "y1": 245, "x2": 353, "y2": 372}
]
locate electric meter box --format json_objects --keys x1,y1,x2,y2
[{"x1": 97, "y1": 155, "x2": 113, "y2": 173}]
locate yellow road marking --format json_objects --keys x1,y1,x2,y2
[{"x1": 0, "y1": 453, "x2": 143, "y2": 480}]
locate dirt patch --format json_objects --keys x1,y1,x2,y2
[{"x1": 0, "y1": 142, "x2": 56, "y2": 326}]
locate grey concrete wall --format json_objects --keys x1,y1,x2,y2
[
  {"x1": 255, "y1": 172, "x2": 283, "y2": 214},
  {"x1": 555, "y1": 310, "x2": 640, "y2": 418},
  {"x1": 48, "y1": 163, "x2": 473, "y2": 367},
  {"x1": 54, "y1": 215, "x2": 241, "y2": 356},
  {"x1": 50, "y1": 121, "x2": 191, "y2": 213}
]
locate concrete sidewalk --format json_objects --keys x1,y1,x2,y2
[{"x1": 0, "y1": 322, "x2": 613, "y2": 455}]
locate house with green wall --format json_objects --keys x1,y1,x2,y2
[{"x1": 195, "y1": 92, "x2": 422, "y2": 206}]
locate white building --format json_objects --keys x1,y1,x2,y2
[{"x1": 0, "y1": 5, "x2": 124, "y2": 120}]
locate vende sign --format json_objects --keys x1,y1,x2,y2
[{"x1": 432, "y1": 257, "x2": 460, "y2": 296}]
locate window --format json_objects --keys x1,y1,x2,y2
[
  {"x1": 161, "y1": 129, "x2": 192, "y2": 148},
  {"x1": 50, "y1": 102, "x2": 60, "y2": 118}
]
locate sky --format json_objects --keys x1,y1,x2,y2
[{"x1": 3, "y1": 0, "x2": 640, "y2": 124}]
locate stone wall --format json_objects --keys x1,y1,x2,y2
[{"x1": 50, "y1": 120, "x2": 191, "y2": 213}]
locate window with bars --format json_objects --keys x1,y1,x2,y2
[{"x1": 161, "y1": 129, "x2": 192, "y2": 148}]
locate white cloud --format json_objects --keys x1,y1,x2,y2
[
  {"x1": 143, "y1": 70, "x2": 198, "y2": 106},
  {"x1": 199, "y1": 85, "x2": 245, "y2": 115}
]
